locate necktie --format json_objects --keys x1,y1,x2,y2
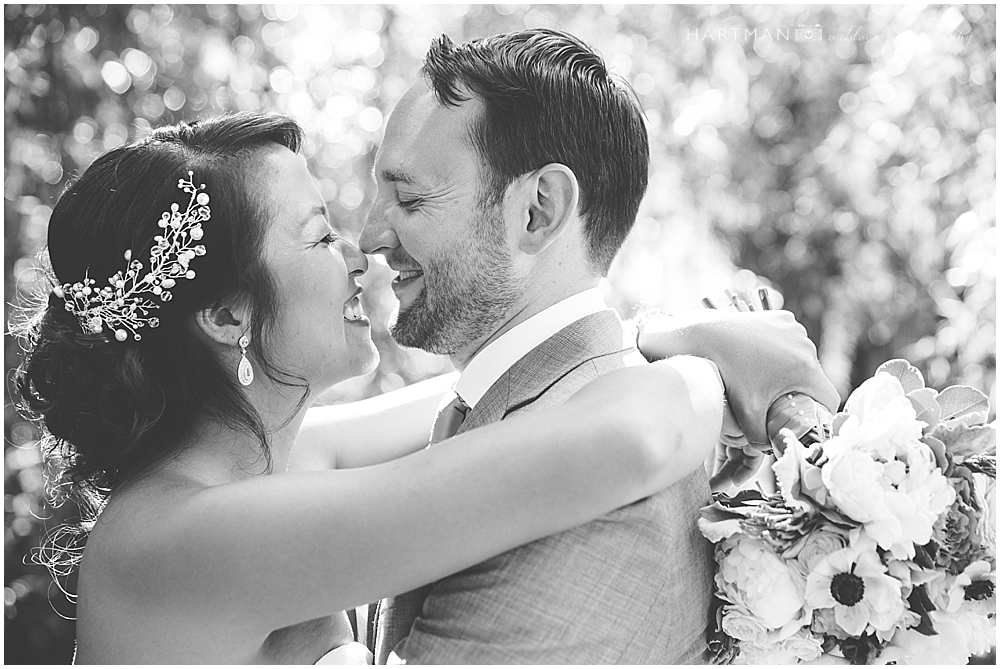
[
  {"x1": 372, "y1": 392, "x2": 470, "y2": 663},
  {"x1": 429, "y1": 392, "x2": 470, "y2": 444}
]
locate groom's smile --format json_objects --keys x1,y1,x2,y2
[
  {"x1": 391, "y1": 268, "x2": 423, "y2": 297},
  {"x1": 386, "y1": 250, "x2": 425, "y2": 305}
]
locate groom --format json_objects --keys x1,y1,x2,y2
[{"x1": 360, "y1": 29, "x2": 834, "y2": 663}]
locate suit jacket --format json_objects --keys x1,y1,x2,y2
[{"x1": 382, "y1": 310, "x2": 714, "y2": 664}]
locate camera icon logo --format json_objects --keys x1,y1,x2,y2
[{"x1": 795, "y1": 25, "x2": 823, "y2": 42}]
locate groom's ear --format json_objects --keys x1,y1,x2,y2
[
  {"x1": 516, "y1": 163, "x2": 579, "y2": 256},
  {"x1": 195, "y1": 300, "x2": 249, "y2": 347}
]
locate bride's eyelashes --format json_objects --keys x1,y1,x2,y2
[{"x1": 314, "y1": 231, "x2": 339, "y2": 248}]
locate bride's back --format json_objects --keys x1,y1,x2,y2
[{"x1": 73, "y1": 471, "x2": 353, "y2": 664}]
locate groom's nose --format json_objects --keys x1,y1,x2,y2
[{"x1": 359, "y1": 201, "x2": 398, "y2": 257}]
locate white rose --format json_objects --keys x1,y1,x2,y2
[
  {"x1": 780, "y1": 631, "x2": 825, "y2": 662},
  {"x1": 721, "y1": 606, "x2": 769, "y2": 645},
  {"x1": 785, "y1": 526, "x2": 851, "y2": 581}
]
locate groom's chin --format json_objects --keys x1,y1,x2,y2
[
  {"x1": 390, "y1": 312, "x2": 459, "y2": 357},
  {"x1": 389, "y1": 306, "x2": 434, "y2": 352}
]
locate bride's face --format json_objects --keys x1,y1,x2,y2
[{"x1": 257, "y1": 145, "x2": 378, "y2": 391}]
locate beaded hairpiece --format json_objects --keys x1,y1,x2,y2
[{"x1": 53, "y1": 171, "x2": 210, "y2": 342}]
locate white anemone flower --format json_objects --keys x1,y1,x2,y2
[{"x1": 805, "y1": 544, "x2": 905, "y2": 637}]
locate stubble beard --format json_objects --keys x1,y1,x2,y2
[{"x1": 390, "y1": 206, "x2": 522, "y2": 355}]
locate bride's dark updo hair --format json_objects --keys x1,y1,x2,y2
[{"x1": 12, "y1": 112, "x2": 305, "y2": 564}]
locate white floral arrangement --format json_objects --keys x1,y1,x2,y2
[{"x1": 700, "y1": 360, "x2": 996, "y2": 664}]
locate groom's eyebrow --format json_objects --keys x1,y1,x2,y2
[{"x1": 379, "y1": 168, "x2": 415, "y2": 186}]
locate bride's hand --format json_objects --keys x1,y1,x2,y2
[{"x1": 709, "y1": 405, "x2": 764, "y2": 491}]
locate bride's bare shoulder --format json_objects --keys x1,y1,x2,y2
[
  {"x1": 74, "y1": 471, "x2": 353, "y2": 664},
  {"x1": 82, "y1": 470, "x2": 205, "y2": 576},
  {"x1": 74, "y1": 473, "x2": 247, "y2": 662}
]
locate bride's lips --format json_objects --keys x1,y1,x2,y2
[{"x1": 343, "y1": 287, "x2": 369, "y2": 326}]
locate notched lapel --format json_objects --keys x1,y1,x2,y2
[{"x1": 457, "y1": 310, "x2": 631, "y2": 434}]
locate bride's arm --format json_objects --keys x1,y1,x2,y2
[
  {"x1": 293, "y1": 371, "x2": 458, "y2": 470},
  {"x1": 297, "y1": 310, "x2": 838, "y2": 473},
  {"x1": 636, "y1": 309, "x2": 840, "y2": 443},
  {"x1": 149, "y1": 356, "x2": 724, "y2": 637}
]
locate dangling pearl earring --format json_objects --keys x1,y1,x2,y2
[{"x1": 237, "y1": 334, "x2": 254, "y2": 386}]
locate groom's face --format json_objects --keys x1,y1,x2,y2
[{"x1": 362, "y1": 81, "x2": 523, "y2": 355}]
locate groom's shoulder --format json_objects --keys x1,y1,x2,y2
[
  {"x1": 511, "y1": 342, "x2": 634, "y2": 415},
  {"x1": 505, "y1": 310, "x2": 636, "y2": 411}
]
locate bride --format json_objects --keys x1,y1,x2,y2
[{"x1": 14, "y1": 112, "x2": 831, "y2": 663}]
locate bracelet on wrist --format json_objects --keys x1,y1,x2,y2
[{"x1": 632, "y1": 308, "x2": 671, "y2": 359}]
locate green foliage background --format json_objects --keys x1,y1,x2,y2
[{"x1": 4, "y1": 4, "x2": 995, "y2": 662}]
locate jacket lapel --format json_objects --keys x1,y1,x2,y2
[{"x1": 458, "y1": 310, "x2": 630, "y2": 433}]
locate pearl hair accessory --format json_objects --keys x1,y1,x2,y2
[{"x1": 52, "y1": 171, "x2": 210, "y2": 342}]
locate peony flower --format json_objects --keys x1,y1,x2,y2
[
  {"x1": 716, "y1": 535, "x2": 806, "y2": 631},
  {"x1": 820, "y1": 379, "x2": 956, "y2": 560},
  {"x1": 805, "y1": 544, "x2": 905, "y2": 636},
  {"x1": 820, "y1": 446, "x2": 954, "y2": 559},
  {"x1": 838, "y1": 373, "x2": 927, "y2": 461},
  {"x1": 784, "y1": 524, "x2": 851, "y2": 582}
]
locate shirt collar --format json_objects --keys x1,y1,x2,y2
[{"x1": 455, "y1": 287, "x2": 611, "y2": 409}]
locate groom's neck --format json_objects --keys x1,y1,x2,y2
[{"x1": 449, "y1": 278, "x2": 601, "y2": 371}]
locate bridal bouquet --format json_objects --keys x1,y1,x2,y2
[{"x1": 700, "y1": 360, "x2": 996, "y2": 664}]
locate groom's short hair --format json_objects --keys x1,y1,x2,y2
[{"x1": 421, "y1": 28, "x2": 649, "y2": 275}]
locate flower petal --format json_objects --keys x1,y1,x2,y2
[{"x1": 835, "y1": 602, "x2": 870, "y2": 637}]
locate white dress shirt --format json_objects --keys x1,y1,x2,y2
[{"x1": 454, "y1": 287, "x2": 615, "y2": 409}]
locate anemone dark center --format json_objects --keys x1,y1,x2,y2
[
  {"x1": 964, "y1": 579, "x2": 994, "y2": 601},
  {"x1": 830, "y1": 572, "x2": 865, "y2": 606}
]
